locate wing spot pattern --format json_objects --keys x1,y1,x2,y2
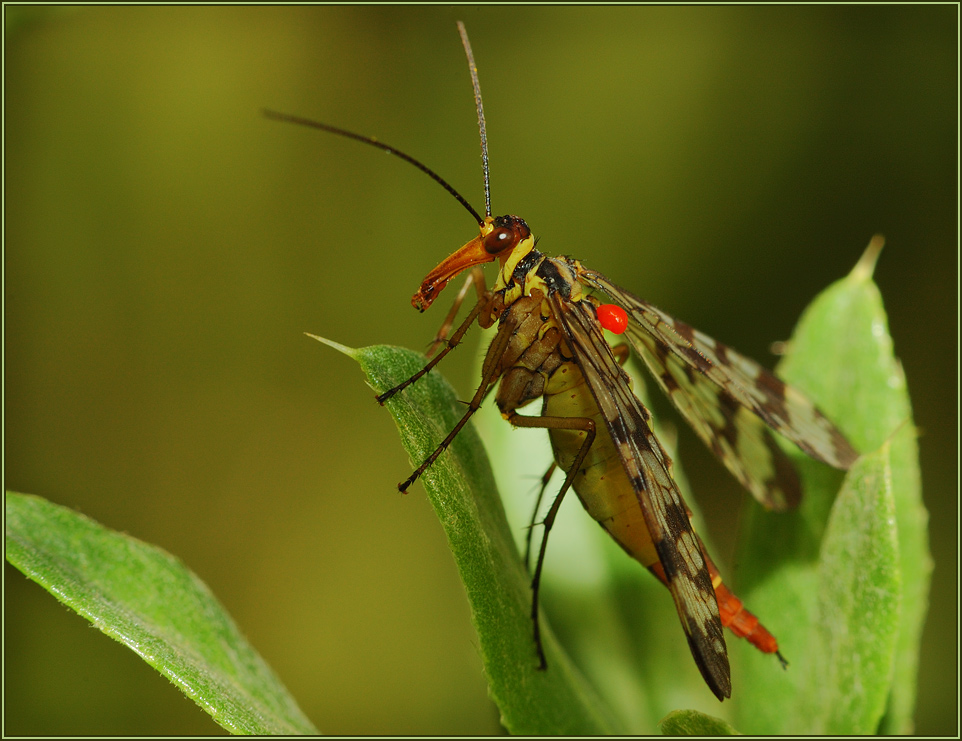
[{"x1": 677, "y1": 530, "x2": 705, "y2": 575}]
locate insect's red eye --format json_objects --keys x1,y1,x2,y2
[
  {"x1": 483, "y1": 227, "x2": 517, "y2": 255},
  {"x1": 597, "y1": 304, "x2": 628, "y2": 334}
]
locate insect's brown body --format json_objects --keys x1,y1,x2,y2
[
  {"x1": 269, "y1": 21, "x2": 857, "y2": 702},
  {"x1": 408, "y1": 213, "x2": 804, "y2": 698}
]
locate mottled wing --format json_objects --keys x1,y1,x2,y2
[
  {"x1": 581, "y1": 269, "x2": 858, "y2": 511},
  {"x1": 549, "y1": 292, "x2": 731, "y2": 701}
]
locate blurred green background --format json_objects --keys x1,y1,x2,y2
[{"x1": 4, "y1": 5, "x2": 956, "y2": 735}]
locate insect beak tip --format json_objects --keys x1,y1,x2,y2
[{"x1": 411, "y1": 291, "x2": 433, "y2": 312}]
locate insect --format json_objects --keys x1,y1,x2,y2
[{"x1": 267, "y1": 22, "x2": 858, "y2": 700}]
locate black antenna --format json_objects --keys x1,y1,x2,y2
[
  {"x1": 262, "y1": 109, "x2": 485, "y2": 226},
  {"x1": 456, "y1": 21, "x2": 492, "y2": 219}
]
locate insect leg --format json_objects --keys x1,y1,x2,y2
[
  {"x1": 426, "y1": 267, "x2": 487, "y2": 358},
  {"x1": 524, "y1": 463, "x2": 557, "y2": 572},
  {"x1": 609, "y1": 342, "x2": 630, "y2": 366},
  {"x1": 394, "y1": 310, "x2": 517, "y2": 493},
  {"x1": 507, "y1": 412, "x2": 597, "y2": 670},
  {"x1": 376, "y1": 297, "x2": 485, "y2": 405}
]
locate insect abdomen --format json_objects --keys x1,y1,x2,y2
[
  {"x1": 543, "y1": 359, "x2": 661, "y2": 569},
  {"x1": 543, "y1": 353, "x2": 783, "y2": 660}
]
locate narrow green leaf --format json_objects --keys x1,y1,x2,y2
[
  {"x1": 329, "y1": 340, "x2": 619, "y2": 735},
  {"x1": 733, "y1": 238, "x2": 928, "y2": 733},
  {"x1": 5, "y1": 491, "x2": 318, "y2": 736},
  {"x1": 807, "y1": 443, "x2": 901, "y2": 732},
  {"x1": 658, "y1": 708, "x2": 740, "y2": 735}
]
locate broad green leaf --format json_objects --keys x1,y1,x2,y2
[
  {"x1": 658, "y1": 708, "x2": 740, "y2": 735},
  {"x1": 313, "y1": 337, "x2": 619, "y2": 735},
  {"x1": 733, "y1": 238, "x2": 928, "y2": 734},
  {"x1": 5, "y1": 491, "x2": 318, "y2": 736}
]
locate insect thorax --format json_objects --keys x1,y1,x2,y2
[{"x1": 486, "y1": 252, "x2": 596, "y2": 419}]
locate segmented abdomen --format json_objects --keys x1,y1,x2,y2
[{"x1": 543, "y1": 359, "x2": 660, "y2": 570}]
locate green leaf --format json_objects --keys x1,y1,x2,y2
[
  {"x1": 733, "y1": 238, "x2": 929, "y2": 734},
  {"x1": 5, "y1": 491, "x2": 318, "y2": 736},
  {"x1": 315, "y1": 338, "x2": 619, "y2": 735},
  {"x1": 809, "y1": 444, "x2": 901, "y2": 731},
  {"x1": 658, "y1": 708, "x2": 740, "y2": 735}
]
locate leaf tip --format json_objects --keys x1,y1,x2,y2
[
  {"x1": 849, "y1": 234, "x2": 885, "y2": 282},
  {"x1": 305, "y1": 333, "x2": 358, "y2": 359}
]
